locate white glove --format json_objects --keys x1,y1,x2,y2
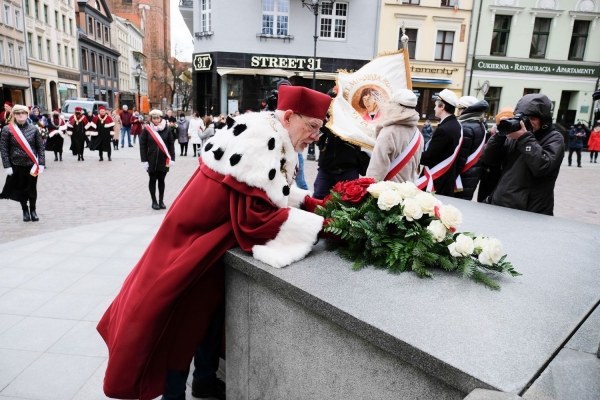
[
  {"x1": 169, "y1": 160, "x2": 175, "y2": 167},
  {"x1": 5, "y1": 167, "x2": 13, "y2": 176},
  {"x1": 38, "y1": 166, "x2": 44, "y2": 174},
  {"x1": 143, "y1": 161, "x2": 149, "y2": 171}
]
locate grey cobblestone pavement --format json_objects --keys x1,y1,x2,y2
[{"x1": 0, "y1": 139, "x2": 598, "y2": 244}]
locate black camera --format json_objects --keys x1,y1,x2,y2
[{"x1": 497, "y1": 113, "x2": 532, "y2": 136}]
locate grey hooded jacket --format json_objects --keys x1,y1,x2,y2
[{"x1": 480, "y1": 94, "x2": 564, "y2": 215}]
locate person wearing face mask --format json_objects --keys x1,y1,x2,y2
[
  {"x1": 45, "y1": 109, "x2": 67, "y2": 161},
  {"x1": 0, "y1": 104, "x2": 45, "y2": 222},
  {"x1": 176, "y1": 113, "x2": 190, "y2": 156},
  {"x1": 88, "y1": 106, "x2": 115, "y2": 162},
  {"x1": 140, "y1": 109, "x2": 176, "y2": 210},
  {"x1": 66, "y1": 106, "x2": 91, "y2": 161}
]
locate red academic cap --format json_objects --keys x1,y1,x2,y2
[
  {"x1": 75, "y1": 106, "x2": 82, "y2": 112},
  {"x1": 4, "y1": 101, "x2": 13, "y2": 107},
  {"x1": 52, "y1": 108, "x2": 60, "y2": 113},
  {"x1": 98, "y1": 105, "x2": 106, "y2": 111},
  {"x1": 277, "y1": 86, "x2": 331, "y2": 120}
]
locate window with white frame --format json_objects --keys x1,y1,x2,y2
[
  {"x1": 4, "y1": 4, "x2": 12, "y2": 26},
  {"x1": 320, "y1": 1, "x2": 348, "y2": 39},
  {"x1": 201, "y1": 0, "x2": 211, "y2": 32},
  {"x1": 8, "y1": 43, "x2": 14, "y2": 66},
  {"x1": 0, "y1": 41, "x2": 4, "y2": 64},
  {"x1": 15, "y1": 8, "x2": 22, "y2": 30},
  {"x1": 435, "y1": 30, "x2": 454, "y2": 61},
  {"x1": 56, "y1": 43, "x2": 61, "y2": 65},
  {"x1": 261, "y1": 0, "x2": 289, "y2": 36},
  {"x1": 18, "y1": 45, "x2": 25, "y2": 67}
]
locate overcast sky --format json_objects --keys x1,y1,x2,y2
[{"x1": 170, "y1": 0, "x2": 194, "y2": 61}]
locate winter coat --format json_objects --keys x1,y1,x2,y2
[
  {"x1": 480, "y1": 93, "x2": 564, "y2": 215},
  {"x1": 568, "y1": 126, "x2": 586, "y2": 149},
  {"x1": 420, "y1": 114, "x2": 462, "y2": 196},
  {"x1": 455, "y1": 100, "x2": 488, "y2": 201},
  {"x1": 140, "y1": 119, "x2": 176, "y2": 173},
  {"x1": 366, "y1": 108, "x2": 422, "y2": 183},
  {"x1": 588, "y1": 127, "x2": 600, "y2": 151},
  {"x1": 131, "y1": 115, "x2": 143, "y2": 136},
  {"x1": 188, "y1": 118, "x2": 204, "y2": 145},
  {"x1": 421, "y1": 123, "x2": 434, "y2": 144},
  {"x1": 317, "y1": 125, "x2": 363, "y2": 174},
  {"x1": 111, "y1": 112, "x2": 122, "y2": 141},
  {"x1": 1, "y1": 122, "x2": 45, "y2": 168},
  {"x1": 176, "y1": 119, "x2": 190, "y2": 143},
  {"x1": 120, "y1": 110, "x2": 133, "y2": 127},
  {"x1": 200, "y1": 124, "x2": 215, "y2": 150}
]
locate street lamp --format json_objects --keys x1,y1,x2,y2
[
  {"x1": 135, "y1": 63, "x2": 142, "y2": 111},
  {"x1": 175, "y1": 82, "x2": 180, "y2": 112},
  {"x1": 301, "y1": 0, "x2": 322, "y2": 161}
]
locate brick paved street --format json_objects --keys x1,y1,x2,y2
[{"x1": 0, "y1": 139, "x2": 598, "y2": 244}]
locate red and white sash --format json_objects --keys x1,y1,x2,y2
[
  {"x1": 455, "y1": 134, "x2": 486, "y2": 191},
  {"x1": 146, "y1": 125, "x2": 172, "y2": 167},
  {"x1": 385, "y1": 129, "x2": 422, "y2": 181},
  {"x1": 416, "y1": 127, "x2": 463, "y2": 193},
  {"x1": 8, "y1": 124, "x2": 40, "y2": 176}
]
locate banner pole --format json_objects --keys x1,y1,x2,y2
[{"x1": 400, "y1": 21, "x2": 413, "y2": 90}]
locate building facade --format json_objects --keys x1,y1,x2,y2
[
  {"x1": 25, "y1": 0, "x2": 80, "y2": 112},
  {"x1": 112, "y1": 15, "x2": 147, "y2": 108},
  {"x1": 465, "y1": 0, "x2": 600, "y2": 127},
  {"x1": 180, "y1": 0, "x2": 378, "y2": 116},
  {"x1": 378, "y1": 0, "x2": 474, "y2": 122},
  {"x1": 106, "y1": 0, "x2": 168, "y2": 109},
  {"x1": 76, "y1": 0, "x2": 120, "y2": 108},
  {"x1": 0, "y1": 0, "x2": 30, "y2": 106}
]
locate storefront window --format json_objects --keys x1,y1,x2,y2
[
  {"x1": 484, "y1": 87, "x2": 502, "y2": 120},
  {"x1": 32, "y1": 78, "x2": 47, "y2": 110}
]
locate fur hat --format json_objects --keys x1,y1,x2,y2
[
  {"x1": 458, "y1": 96, "x2": 479, "y2": 109},
  {"x1": 495, "y1": 107, "x2": 514, "y2": 126},
  {"x1": 392, "y1": 89, "x2": 418, "y2": 108},
  {"x1": 149, "y1": 109, "x2": 163, "y2": 117},
  {"x1": 11, "y1": 104, "x2": 29, "y2": 113},
  {"x1": 277, "y1": 86, "x2": 331, "y2": 120},
  {"x1": 437, "y1": 89, "x2": 459, "y2": 108}
]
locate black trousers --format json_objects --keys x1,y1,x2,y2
[
  {"x1": 568, "y1": 148, "x2": 581, "y2": 166},
  {"x1": 98, "y1": 147, "x2": 112, "y2": 159},
  {"x1": 590, "y1": 151, "x2": 598, "y2": 161},
  {"x1": 193, "y1": 144, "x2": 200, "y2": 156},
  {"x1": 179, "y1": 142, "x2": 188, "y2": 155},
  {"x1": 148, "y1": 171, "x2": 167, "y2": 201}
]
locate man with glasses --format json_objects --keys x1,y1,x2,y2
[
  {"x1": 418, "y1": 89, "x2": 463, "y2": 196},
  {"x1": 98, "y1": 85, "x2": 332, "y2": 400},
  {"x1": 0, "y1": 104, "x2": 45, "y2": 222}
]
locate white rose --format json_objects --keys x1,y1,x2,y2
[
  {"x1": 402, "y1": 198, "x2": 423, "y2": 221},
  {"x1": 427, "y1": 220, "x2": 447, "y2": 242},
  {"x1": 437, "y1": 204, "x2": 463, "y2": 231},
  {"x1": 473, "y1": 236, "x2": 489, "y2": 254},
  {"x1": 414, "y1": 192, "x2": 441, "y2": 215},
  {"x1": 478, "y1": 238, "x2": 503, "y2": 266},
  {"x1": 377, "y1": 190, "x2": 403, "y2": 211},
  {"x1": 454, "y1": 234, "x2": 475, "y2": 256},
  {"x1": 391, "y1": 181, "x2": 420, "y2": 199},
  {"x1": 367, "y1": 181, "x2": 394, "y2": 199},
  {"x1": 448, "y1": 242, "x2": 461, "y2": 257}
]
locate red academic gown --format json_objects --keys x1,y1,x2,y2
[{"x1": 98, "y1": 164, "x2": 295, "y2": 399}]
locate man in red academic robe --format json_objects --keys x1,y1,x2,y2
[
  {"x1": 88, "y1": 105, "x2": 115, "y2": 161},
  {"x1": 97, "y1": 86, "x2": 332, "y2": 400},
  {"x1": 66, "y1": 106, "x2": 91, "y2": 161}
]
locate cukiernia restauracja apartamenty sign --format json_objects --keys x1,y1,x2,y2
[{"x1": 473, "y1": 58, "x2": 598, "y2": 77}]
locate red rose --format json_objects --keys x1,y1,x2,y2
[
  {"x1": 353, "y1": 177, "x2": 376, "y2": 188},
  {"x1": 323, "y1": 194, "x2": 332, "y2": 204},
  {"x1": 332, "y1": 181, "x2": 347, "y2": 193},
  {"x1": 341, "y1": 184, "x2": 368, "y2": 203}
]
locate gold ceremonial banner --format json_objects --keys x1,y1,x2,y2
[{"x1": 327, "y1": 50, "x2": 412, "y2": 150}]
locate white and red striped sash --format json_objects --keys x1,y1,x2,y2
[
  {"x1": 455, "y1": 133, "x2": 486, "y2": 191},
  {"x1": 8, "y1": 124, "x2": 40, "y2": 176},
  {"x1": 385, "y1": 129, "x2": 422, "y2": 181},
  {"x1": 415, "y1": 126, "x2": 463, "y2": 193},
  {"x1": 146, "y1": 125, "x2": 172, "y2": 167}
]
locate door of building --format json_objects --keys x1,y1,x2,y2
[
  {"x1": 557, "y1": 91, "x2": 577, "y2": 127},
  {"x1": 49, "y1": 81, "x2": 59, "y2": 111}
]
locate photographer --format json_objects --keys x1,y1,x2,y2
[{"x1": 480, "y1": 93, "x2": 564, "y2": 215}]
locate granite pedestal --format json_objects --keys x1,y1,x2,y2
[{"x1": 223, "y1": 197, "x2": 600, "y2": 399}]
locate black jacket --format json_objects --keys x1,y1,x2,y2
[
  {"x1": 140, "y1": 122, "x2": 176, "y2": 173},
  {"x1": 455, "y1": 100, "x2": 488, "y2": 200},
  {"x1": 480, "y1": 94, "x2": 564, "y2": 215},
  {"x1": 0, "y1": 122, "x2": 45, "y2": 168},
  {"x1": 317, "y1": 126, "x2": 363, "y2": 174},
  {"x1": 420, "y1": 114, "x2": 462, "y2": 196}
]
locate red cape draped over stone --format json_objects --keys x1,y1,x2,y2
[{"x1": 97, "y1": 164, "x2": 290, "y2": 399}]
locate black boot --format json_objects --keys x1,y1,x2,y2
[
  {"x1": 99, "y1": 153, "x2": 104, "y2": 161},
  {"x1": 30, "y1": 208, "x2": 39, "y2": 222},
  {"x1": 151, "y1": 195, "x2": 160, "y2": 210},
  {"x1": 77, "y1": 155, "x2": 81, "y2": 161},
  {"x1": 108, "y1": 155, "x2": 111, "y2": 161},
  {"x1": 59, "y1": 152, "x2": 63, "y2": 161},
  {"x1": 54, "y1": 153, "x2": 58, "y2": 161},
  {"x1": 159, "y1": 198, "x2": 166, "y2": 209},
  {"x1": 22, "y1": 209, "x2": 31, "y2": 222}
]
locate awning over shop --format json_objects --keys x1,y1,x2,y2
[
  {"x1": 411, "y1": 77, "x2": 452, "y2": 85},
  {"x1": 216, "y1": 67, "x2": 338, "y2": 81},
  {"x1": 58, "y1": 82, "x2": 77, "y2": 92}
]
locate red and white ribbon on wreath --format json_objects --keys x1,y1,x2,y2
[
  {"x1": 455, "y1": 133, "x2": 486, "y2": 191},
  {"x1": 146, "y1": 125, "x2": 172, "y2": 167},
  {"x1": 8, "y1": 124, "x2": 40, "y2": 176},
  {"x1": 385, "y1": 129, "x2": 422, "y2": 181},
  {"x1": 416, "y1": 126, "x2": 463, "y2": 193}
]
